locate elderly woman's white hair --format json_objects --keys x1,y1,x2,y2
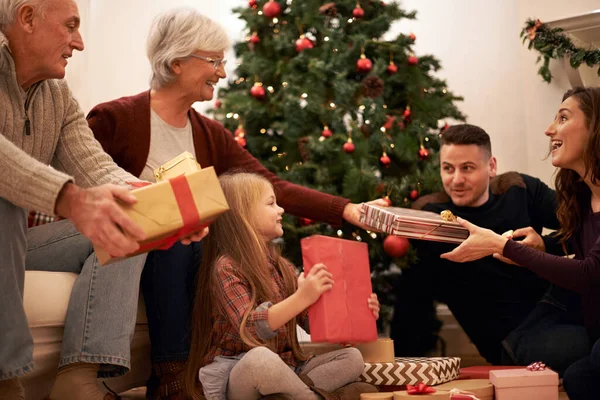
[
  {"x1": 0, "y1": 0, "x2": 45, "y2": 30},
  {"x1": 147, "y1": 7, "x2": 230, "y2": 90}
]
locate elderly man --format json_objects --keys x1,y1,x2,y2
[{"x1": 0, "y1": 1, "x2": 205, "y2": 399}]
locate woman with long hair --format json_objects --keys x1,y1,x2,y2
[
  {"x1": 185, "y1": 173, "x2": 379, "y2": 400},
  {"x1": 440, "y1": 86, "x2": 600, "y2": 400}
]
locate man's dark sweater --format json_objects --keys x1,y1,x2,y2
[{"x1": 391, "y1": 172, "x2": 575, "y2": 364}]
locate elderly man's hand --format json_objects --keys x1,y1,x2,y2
[
  {"x1": 55, "y1": 183, "x2": 146, "y2": 257},
  {"x1": 342, "y1": 198, "x2": 390, "y2": 229}
]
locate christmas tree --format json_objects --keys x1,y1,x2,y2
[{"x1": 212, "y1": 0, "x2": 465, "y2": 334}]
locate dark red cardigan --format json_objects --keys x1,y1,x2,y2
[{"x1": 86, "y1": 91, "x2": 349, "y2": 226}]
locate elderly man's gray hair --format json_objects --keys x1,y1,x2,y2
[
  {"x1": 0, "y1": 0, "x2": 44, "y2": 30},
  {"x1": 147, "y1": 7, "x2": 230, "y2": 90}
]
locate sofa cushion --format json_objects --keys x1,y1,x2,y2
[{"x1": 24, "y1": 270, "x2": 148, "y2": 328}]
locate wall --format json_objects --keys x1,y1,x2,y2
[{"x1": 67, "y1": 0, "x2": 599, "y2": 186}]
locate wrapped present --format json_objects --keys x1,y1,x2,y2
[
  {"x1": 360, "y1": 394, "x2": 393, "y2": 400},
  {"x1": 355, "y1": 338, "x2": 395, "y2": 363},
  {"x1": 301, "y1": 235, "x2": 377, "y2": 343},
  {"x1": 360, "y1": 357, "x2": 461, "y2": 386},
  {"x1": 459, "y1": 365, "x2": 524, "y2": 380},
  {"x1": 490, "y1": 368, "x2": 558, "y2": 400},
  {"x1": 434, "y1": 379, "x2": 494, "y2": 400},
  {"x1": 360, "y1": 204, "x2": 469, "y2": 244},
  {"x1": 94, "y1": 167, "x2": 229, "y2": 265},
  {"x1": 153, "y1": 151, "x2": 201, "y2": 182}
]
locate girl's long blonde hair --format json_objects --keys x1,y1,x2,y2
[{"x1": 185, "y1": 172, "x2": 306, "y2": 399}]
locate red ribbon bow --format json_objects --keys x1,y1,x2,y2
[{"x1": 407, "y1": 383, "x2": 436, "y2": 395}]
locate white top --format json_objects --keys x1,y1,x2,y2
[{"x1": 139, "y1": 109, "x2": 196, "y2": 182}]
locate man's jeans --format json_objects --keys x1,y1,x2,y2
[
  {"x1": 501, "y1": 287, "x2": 590, "y2": 376},
  {"x1": 0, "y1": 197, "x2": 146, "y2": 380}
]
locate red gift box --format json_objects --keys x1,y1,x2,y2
[{"x1": 301, "y1": 235, "x2": 377, "y2": 343}]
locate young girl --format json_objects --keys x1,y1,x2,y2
[
  {"x1": 185, "y1": 173, "x2": 380, "y2": 400},
  {"x1": 440, "y1": 86, "x2": 600, "y2": 400}
]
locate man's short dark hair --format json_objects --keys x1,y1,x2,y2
[{"x1": 441, "y1": 124, "x2": 492, "y2": 158}]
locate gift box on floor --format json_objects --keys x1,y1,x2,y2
[
  {"x1": 301, "y1": 235, "x2": 377, "y2": 343},
  {"x1": 434, "y1": 379, "x2": 494, "y2": 400},
  {"x1": 95, "y1": 167, "x2": 229, "y2": 265},
  {"x1": 359, "y1": 357, "x2": 461, "y2": 386},
  {"x1": 153, "y1": 151, "x2": 201, "y2": 182},
  {"x1": 490, "y1": 368, "x2": 559, "y2": 400},
  {"x1": 355, "y1": 338, "x2": 395, "y2": 363},
  {"x1": 459, "y1": 365, "x2": 524, "y2": 380},
  {"x1": 360, "y1": 204, "x2": 469, "y2": 244}
]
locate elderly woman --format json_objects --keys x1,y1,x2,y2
[{"x1": 88, "y1": 8, "x2": 383, "y2": 399}]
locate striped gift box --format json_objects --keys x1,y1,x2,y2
[
  {"x1": 359, "y1": 357, "x2": 461, "y2": 386},
  {"x1": 360, "y1": 204, "x2": 469, "y2": 244}
]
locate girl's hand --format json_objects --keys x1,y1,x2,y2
[
  {"x1": 368, "y1": 293, "x2": 380, "y2": 320},
  {"x1": 440, "y1": 217, "x2": 508, "y2": 262},
  {"x1": 297, "y1": 263, "x2": 334, "y2": 306}
]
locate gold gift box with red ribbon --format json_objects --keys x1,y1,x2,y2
[{"x1": 94, "y1": 166, "x2": 229, "y2": 265}]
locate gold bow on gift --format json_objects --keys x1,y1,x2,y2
[{"x1": 527, "y1": 19, "x2": 543, "y2": 40}]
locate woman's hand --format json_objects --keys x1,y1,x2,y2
[
  {"x1": 493, "y1": 227, "x2": 544, "y2": 265},
  {"x1": 440, "y1": 217, "x2": 509, "y2": 263},
  {"x1": 367, "y1": 293, "x2": 380, "y2": 320},
  {"x1": 342, "y1": 198, "x2": 390, "y2": 230},
  {"x1": 297, "y1": 263, "x2": 334, "y2": 306}
]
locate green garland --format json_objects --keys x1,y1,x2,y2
[{"x1": 521, "y1": 18, "x2": 600, "y2": 83}]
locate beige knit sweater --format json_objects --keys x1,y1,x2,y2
[{"x1": 0, "y1": 32, "x2": 136, "y2": 216}]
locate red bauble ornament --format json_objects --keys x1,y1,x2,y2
[
  {"x1": 300, "y1": 217, "x2": 313, "y2": 226},
  {"x1": 383, "y1": 235, "x2": 410, "y2": 258},
  {"x1": 356, "y1": 56, "x2": 373, "y2": 73},
  {"x1": 409, "y1": 189, "x2": 419, "y2": 200},
  {"x1": 352, "y1": 6, "x2": 365, "y2": 18},
  {"x1": 250, "y1": 83, "x2": 266, "y2": 100},
  {"x1": 250, "y1": 32, "x2": 261, "y2": 44},
  {"x1": 295, "y1": 36, "x2": 314, "y2": 52},
  {"x1": 408, "y1": 55, "x2": 419, "y2": 66},
  {"x1": 262, "y1": 1, "x2": 281, "y2": 18},
  {"x1": 380, "y1": 152, "x2": 391, "y2": 168},
  {"x1": 409, "y1": 32, "x2": 416, "y2": 42},
  {"x1": 343, "y1": 139, "x2": 355, "y2": 153},
  {"x1": 249, "y1": 0, "x2": 257, "y2": 7},
  {"x1": 403, "y1": 107, "x2": 411, "y2": 119},
  {"x1": 382, "y1": 196, "x2": 392, "y2": 206},
  {"x1": 235, "y1": 135, "x2": 247, "y2": 147},
  {"x1": 387, "y1": 62, "x2": 398, "y2": 75},
  {"x1": 383, "y1": 115, "x2": 396, "y2": 130},
  {"x1": 376, "y1": 183, "x2": 386, "y2": 194},
  {"x1": 441, "y1": 122, "x2": 450, "y2": 132},
  {"x1": 215, "y1": 100, "x2": 221, "y2": 108},
  {"x1": 321, "y1": 126, "x2": 332, "y2": 138},
  {"x1": 418, "y1": 146, "x2": 430, "y2": 160},
  {"x1": 234, "y1": 126, "x2": 246, "y2": 136}
]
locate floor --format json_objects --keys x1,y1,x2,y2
[{"x1": 120, "y1": 387, "x2": 571, "y2": 399}]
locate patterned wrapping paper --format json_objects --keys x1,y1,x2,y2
[
  {"x1": 359, "y1": 357, "x2": 461, "y2": 386},
  {"x1": 360, "y1": 204, "x2": 469, "y2": 244}
]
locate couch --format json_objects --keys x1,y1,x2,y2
[{"x1": 21, "y1": 270, "x2": 150, "y2": 400}]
